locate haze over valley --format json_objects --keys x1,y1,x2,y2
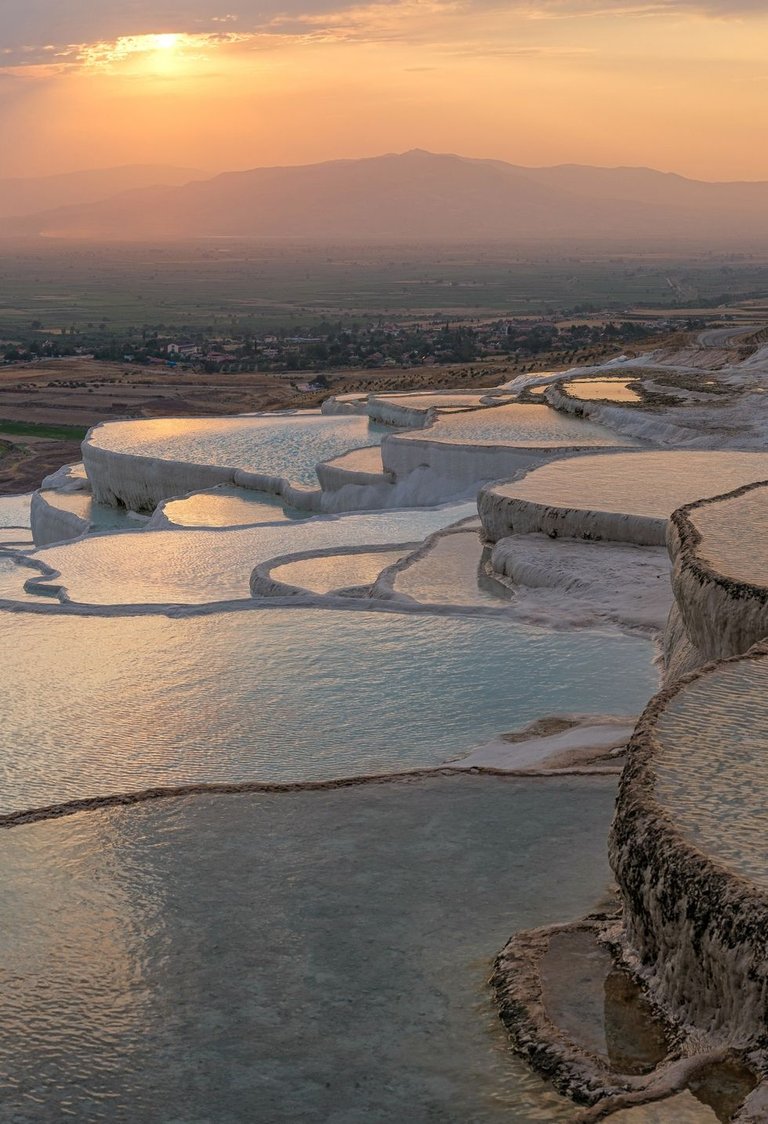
[{"x1": 3, "y1": 150, "x2": 768, "y2": 243}]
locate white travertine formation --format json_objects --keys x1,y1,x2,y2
[
  {"x1": 82, "y1": 413, "x2": 386, "y2": 512},
  {"x1": 320, "y1": 394, "x2": 368, "y2": 415},
  {"x1": 30, "y1": 490, "x2": 89, "y2": 547},
  {"x1": 83, "y1": 437, "x2": 234, "y2": 511},
  {"x1": 366, "y1": 395, "x2": 436, "y2": 428},
  {"x1": 489, "y1": 533, "x2": 672, "y2": 632},
  {"x1": 611, "y1": 647, "x2": 768, "y2": 1049},
  {"x1": 667, "y1": 482, "x2": 768, "y2": 668},
  {"x1": 479, "y1": 451, "x2": 768, "y2": 546},
  {"x1": 315, "y1": 446, "x2": 391, "y2": 493}
]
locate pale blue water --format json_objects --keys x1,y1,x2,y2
[
  {"x1": 89, "y1": 414, "x2": 390, "y2": 485},
  {"x1": 0, "y1": 778, "x2": 617, "y2": 1122},
  {"x1": 0, "y1": 609, "x2": 658, "y2": 814}
]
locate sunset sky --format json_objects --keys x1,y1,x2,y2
[{"x1": 2, "y1": 1, "x2": 768, "y2": 181}]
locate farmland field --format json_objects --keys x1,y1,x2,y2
[{"x1": 2, "y1": 239, "x2": 768, "y2": 335}]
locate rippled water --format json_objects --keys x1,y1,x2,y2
[
  {"x1": 395, "y1": 403, "x2": 635, "y2": 447},
  {"x1": 19, "y1": 504, "x2": 476, "y2": 605},
  {"x1": 0, "y1": 777, "x2": 617, "y2": 1122},
  {"x1": 89, "y1": 414, "x2": 388, "y2": 485},
  {"x1": 494, "y1": 452, "x2": 768, "y2": 520},
  {"x1": 271, "y1": 549, "x2": 408, "y2": 593},
  {"x1": 0, "y1": 609, "x2": 657, "y2": 813},
  {"x1": 655, "y1": 658, "x2": 768, "y2": 885},
  {"x1": 689, "y1": 485, "x2": 768, "y2": 589},
  {"x1": 162, "y1": 485, "x2": 313, "y2": 527},
  {"x1": 394, "y1": 529, "x2": 511, "y2": 607}
]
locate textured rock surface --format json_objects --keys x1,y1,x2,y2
[
  {"x1": 610, "y1": 646, "x2": 768, "y2": 1049},
  {"x1": 667, "y1": 482, "x2": 768, "y2": 668}
]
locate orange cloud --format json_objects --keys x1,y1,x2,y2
[{"x1": 1, "y1": 0, "x2": 768, "y2": 179}]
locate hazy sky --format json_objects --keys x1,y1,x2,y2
[{"x1": 2, "y1": 0, "x2": 768, "y2": 179}]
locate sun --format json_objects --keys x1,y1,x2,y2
[{"x1": 154, "y1": 34, "x2": 179, "y2": 51}]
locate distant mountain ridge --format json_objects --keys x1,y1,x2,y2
[
  {"x1": 0, "y1": 165, "x2": 205, "y2": 219},
  {"x1": 3, "y1": 150, "x2": 768, "y2": 241}
]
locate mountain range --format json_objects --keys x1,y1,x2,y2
[
  {"x1": 0, "y1": 165, "x2": 205, "y2": 221},
  {"x1": 2, "y1": 150, "x2": 767, "y2": 242}
]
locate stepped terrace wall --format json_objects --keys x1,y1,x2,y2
[
  {"x1": 668, "y1": 481, "x2": 768, "y2": 666},
  {"x1": 479, "y1": 452, "x2": 768, "y2": 547},
  {"x1": 610, "y1": 645, "x2": 768, "y2": 1050}
]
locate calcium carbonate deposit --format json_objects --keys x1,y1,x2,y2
[{"x1": 7, "y1": 336, "x2": 768, "y2": 1121}]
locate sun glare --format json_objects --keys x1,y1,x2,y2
[
  {"x1": 81, "y1": 32, "x2": 193, "y2": 70},
  {"x1": 154, "y1": 34, "x2": 179, "y2": 51}
]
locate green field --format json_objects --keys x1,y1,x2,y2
[
  {"x1": 1, "y1": 239, "x2": 768, "y2": 336},
  {"x1": 0, "y1": 419, "x2": 89, "y2": 441}
]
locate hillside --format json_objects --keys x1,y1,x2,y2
[
  {"x1": 0, "y1": 165, "x2": 205, "y2": 219},
  {"x1": 5, "y1": 150, "x2": 768, "y2": 242}
]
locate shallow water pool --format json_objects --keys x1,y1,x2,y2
[
  {"x1": 393, "y1": 529, "x2": 511, "y2": 607},
  {"x1": 161, "y1": 485, "x2": 312, "y2": 527},
  {"x1": 492, "y1": 451, "x2": 768, "y2": 521},
  {"x1": 564, "y1": 378, "x2": 642, "y2": 403},
  {"x1": 687, "y1": 484, "x2": 768, "y2": 590},
  {"x1": 0, "y1": 777, "x2": 617, "y2": 1122},
  {"x1": 21, "y1": 503, "x2": 477, "y2": 606},
  {"x1": 88, "y1": 413, "x2": 389, "y2": 486},
  {"x1": 394, "y1": 403, "x2": 635, "y2": 447},
  {"x1": 0, "y1": 608, "x2": 658, "y2": 813}
]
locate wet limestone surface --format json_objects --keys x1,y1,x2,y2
[
  {"x1": 687, "y1": 484, "x2": 768, "y2": 589},
  {"x1": 0, "y1": 777, "x2": 617, "y2": 1122},
  {"x1": 607, "y1": 1092, "x2": 718, "y2": 1121},
  {"x1": 88, "y1": 414, "x2": 388, "y2": 486},
  {"x1": 0, "y1": 556, "x2": 50, "y2": 601},
  {"x1": 0, "y1": 529, "x2": 33, "y2": 548},
  {"x1": 490, "y1": 452, "x2": 768, "y2": 521},
  {"x1": 654, "y1": 657, "x2": 768, "y2": 886}
]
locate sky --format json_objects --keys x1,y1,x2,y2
[{"x1": 2, "y1": 0, "x2": 768, "y2": 181}]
